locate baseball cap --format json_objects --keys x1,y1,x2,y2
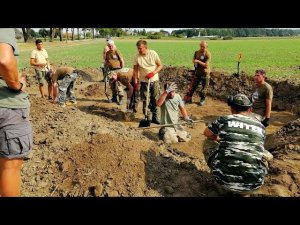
[
  {"x1": 228, "y1": 93, "x2": 252, "y2": 108},
  {"x1": 107, "y1": 40, "x2": 114, "y2": 46}
]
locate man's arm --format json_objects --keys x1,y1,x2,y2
[
  {"x1": 102, "y1": 47, "x2": 106, "y2": 63},
  {"x1": 179, "y1": 105, "x2": 188, "y2": 118},
  {"x1": 156, "y1": 91, "x2": 168, "y2": 107},
  {"x1": 153, "y1": 59, "x2": 163, "y2": 75},
  {"x1": 133, "y1": 64, "x2": 139, "y2": 84},
  {"x1": 0, "y1": 43, "x2": 23, "y2": 91},
  {"x1": 203, "y1": 127, "x2": 220, "y2": 142},
  {"x1": 265, "y1": 98, "x2": 272, "y2": 119},
  {"x1": 30, "y1": 57, "x2": 47, "y2": 67}
]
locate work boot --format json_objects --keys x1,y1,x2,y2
[
  {"x1": 151, "y1": 114, "x2": 160, "y2": 125},
  {"x1": 108, "y1": 95, "x2": 118, "y2": 103},
  {"x1": 199, "y1": 99, "x2": 205, "y2": 106},
  {"x1": 199, "y1": 96, "x2": 206, "y2": 106}
]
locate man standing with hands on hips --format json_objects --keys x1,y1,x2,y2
[
  {"x1": 133, "y1": 40, "x2": 163, "y2": 124},
  {"x1": 0, "y1": 28, "x2": 33, "y2": 196}
]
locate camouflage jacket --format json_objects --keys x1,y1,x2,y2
[{"x1": 208, "y1": 114, "x2": 268, "y2": 192}]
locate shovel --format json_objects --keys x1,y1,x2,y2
[
  {"x1": 138, "y1": 79, "x2": 151, "y2": 128},
  {"x1": 136, "y1": 119, "x2": 204, "y2": 130},
  {"x1": 237, "y1": 53, "x2": 242, "y2": 75}
]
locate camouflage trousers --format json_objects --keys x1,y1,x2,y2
[
  {"x1": 109, "y1": 80, "x2": 125, "y2": 98},
  {"x1": 187, "y1": 73, "x2": 210, "y2": 99},
  {"x1": 140, "y1": 81, "x2": 161, "y2": 116},
  {"x1": 58, "y1": 72, "x2": 77, "y2": 105}
]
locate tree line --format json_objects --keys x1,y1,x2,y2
[
  {"x1": 16, "y1": 28, "x2": 300, "y2": 43},
  {"x1": 171, "y1": 28, "x2": 300, "y2": 38},
  {"x1": 16, "y1": 28, "x2": 127, "y2": 43}
]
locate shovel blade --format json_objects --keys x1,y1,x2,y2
[{"x1": 138, "y1": 119, "x2": 151, "y2": 128}]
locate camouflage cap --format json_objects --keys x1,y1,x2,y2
[
  {"x1": 228, "y1": 93, "x2": 252, "y2": 108},
  {"x1": 233, "y1": 93, "x2": 252, "y2": 107}
]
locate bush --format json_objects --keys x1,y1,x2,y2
[
  {"x1": 222, "y1": 36, "x2": 233, "y2": 40},
  {"x1": 146, "y1": 34, "x2": 162, "y2": 39}
]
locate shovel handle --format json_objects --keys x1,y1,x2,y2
[
  {"x1": 145, "y1": 79, "x2": 151, "y2": 118},
  {"x1": 135, "y1": 119, "x2": 205, "y2": 130}
]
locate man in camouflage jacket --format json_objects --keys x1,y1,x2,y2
[{"x1": 203, "y1": 93, "x2": 271, "y2": 196}]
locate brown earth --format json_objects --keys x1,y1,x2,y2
[{"x1": 21, "y1": 66, "x2": 300, "y2": 197}]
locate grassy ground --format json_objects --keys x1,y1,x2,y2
[{"x1": 18, "y1": 37, "x2": 300, "y2": 79}]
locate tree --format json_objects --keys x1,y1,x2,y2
[
  {"x1": 39, "y1": 28, "x2": 49, "y2": 41},
  {"x1": 66, "y1": 28, "x2": 69, "y2": 41},
  {"x1": 71, "y1": 28, "x2": 75, "y2": 41},
  {"x1": 58, "y1": 28, "x2": 62, "y2": 41},
  {"x1": 22, "y1": 28, "x2": 33, "y2": 43},
  {"x1": 49, "y1": 28, "x2": 55, "y2": 42}
]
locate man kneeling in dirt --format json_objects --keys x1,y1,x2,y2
[
  {"x1": 50, "y1": 66, "x2": 79, "y2": 107},
  {"x1": 203, "y1": 93, "x2": 273, "y2": 196},
  {"x1": 108, "y1": 68, "x2": 139, "y2": 113},
  {"x1": 156, "y1": 82, "x2": 193, "y2": 144}
]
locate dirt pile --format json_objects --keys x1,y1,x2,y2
[
  {"x1": 160, "y1": 67, "x2": 300, "y2": 115},
  {"x1": 20, "y1": 66, "x2": 300, "y2": 197},
  {"x1": 258, "y1": 119, "x2": 300, "y2": 197}
]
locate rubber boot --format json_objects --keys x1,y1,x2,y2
[
  {"x1": 109, "y1": 95, "x2": 118, "y2": 103},
  {"x1": 118, "y1": 96, "x2": 123, "y2": 105},
  {"x1": 151, "y1": 113, "x2": 160, "y2": 125}
]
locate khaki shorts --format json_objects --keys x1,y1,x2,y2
[{"x1": 35, "y1": 69, "x2": 47, "y2": 85}]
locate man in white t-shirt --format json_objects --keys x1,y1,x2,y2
[
  {"x1": 30, "y1": 39, "x2": 52, "y2": 99},
  {"x1": 133, "y1": 39, "x2": 163, "y2": 124}
]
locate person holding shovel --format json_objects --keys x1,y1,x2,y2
[
  {"x1": 156, "y1": 82, "x2": 193, "y2": 144},
  {"x1": 133, "y1": 39, "x2": 163, "y2": 125}
]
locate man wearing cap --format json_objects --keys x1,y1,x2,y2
[
  {"x1": 251, "y1": 69, "x2": 273, "y2": 128},
  {"x1": 102, "y1": 37, "x2": 117, "y2": 66},
  {"x1": 133, "y1": 39, "x2": 163, "y2": 124},
  {"x1": 156, "y1": 82, "x2": 193, "y2": 143},
  {"x1": 203, "y1": 93, "x2": 271, "y2": 196},
  {"x1": 105, "y1": 40, "x2": 125, "y2": 105},
  {"x1": 100, "y1": 37, "x2": 118, "y2": 81}
]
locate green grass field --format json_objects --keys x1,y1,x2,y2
[{"x1": 18, "y1": 37, "x2": 300, "y2": 79}]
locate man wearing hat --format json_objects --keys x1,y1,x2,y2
[
  {"x1": 203, "y1": 93, "x2": 272, "y2": 196},
  {"x1": 156, "y1": 82, "x2": 193, "y2": 144},
  {"x1": 104, "y1": 40, "x2": 125, "y2": 105},
  {"x1": 251, "y1": 69, "x2": 273, "y2": 127},
  {"x1": 100, "y1": 37, "x2": 118, "y2": 81}
]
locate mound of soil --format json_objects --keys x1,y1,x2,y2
[{"x1": 20, "y1": 66, "x2": 300, "y2": 197}]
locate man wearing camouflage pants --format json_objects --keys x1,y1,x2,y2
[
  {"x1": 51, "y1": 66, "x2": 78, "y2": 107},
  {"x1": 203, "y1": 93, "x2": 272, "y2": 196},
  {"x1": 184, "y1": 41, "x2": 211, "y2": 106}
]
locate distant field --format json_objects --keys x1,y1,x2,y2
[{"x1": 18, "y1": 37, "x2": 300, "y2": 79}]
